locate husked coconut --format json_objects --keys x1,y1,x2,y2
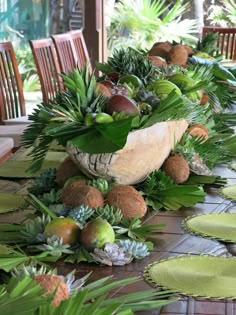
[
  {"x1": 188, "y1": 123, "x2": 209, "y2": 140},
  {"x1": 96, "y1": 82, "x2": 112, "y2": 98},
  {"x1": 182, "y1": 45, "x2": 194, "y2": 56},
  {"x1": 147, "y1": 56, "x2": 167, "y2": 67},
  {"x1": 163, "y1": 155, "x2": 190, "y2": 184},
  {"x1": 106, "y1": 185, "x2": 147, "y2": 218},
  {"x1": 61, "y1": 182, "x2": 104, "y2": 208},
  {"x1": 56, "y1": 156, "x2": 84, "y2": 187},
  {"x1": 149, "y1": 42, "x2": 172, "y2": 59},
  {"x1": 34, "y1": 274, "x2": 69, "y2": 306},
  {"x1": 167, "y1": 45, "x2": 188, "y2": 66}
]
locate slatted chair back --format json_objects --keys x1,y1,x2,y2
[
  {"x1": 202, "y1": 26, "x2": 236, "y2": 60},
  {"x1": 69, "y1": 29, "x2": 91, "y2": 71},
  {"x1": 51, "y1": 33, "x2": 78, "y2": 73},
  {"x1": 29, "y1": 38, "x2": 63, "y2": 103},
  {"x1": 0, "y1": 42, "x2": 26, "y2": 123}
]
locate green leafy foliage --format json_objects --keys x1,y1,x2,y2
[
  {"x1": 140, "y1": 170, "x2": 205, "y2": 210},
  {"x1": 28, "y1": 168, "x2": 58, "y2": 196},
  {"x1": 93, "y1": 205, "x2": 123, "y2": 225}
]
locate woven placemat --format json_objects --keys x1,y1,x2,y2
[
  {"x1": 182, "y1": 213, "x2": 236, "y2": 243},
  {"x1": 0, "y1": 159, "x2": 62, "y2": 178},
  {"x1": 0, "y1": 192, "x2": 27, "y2": 213},
  {"x1": 144, "y1": 255, "x2": 236, "y2": 299},
  {"x1": 220, "y1": 185, "x2": 236, "y2": 201}
]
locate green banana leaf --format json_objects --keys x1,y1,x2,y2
[
  {"x1": 182, "y1": 213, "x2": 236, "y2": 242},
  {"x1": 0, "y1": 192, "x2": 27, "y2": 213},
  {"x1": 144, "y1": 255, "x2": 236, "y2": 299}
]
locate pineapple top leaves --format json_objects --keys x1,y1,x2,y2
[{"x1": 97, "y1": 47, "x2": 156, "y2": 84}]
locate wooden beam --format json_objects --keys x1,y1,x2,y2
[{"x1": 83, "y1": 0, "x2": 107, "y2": 70}]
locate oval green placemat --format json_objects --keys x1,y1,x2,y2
[
  {"x1": 0, "y1": 192, "x2": 27, "y2": 213},
  {"x1": 220, "y1": 185, "x2": 236, "y2": 201},
  {"x1": 144, "y1": 255, "x2": 236, "y2": 299},
  {"x1": 231, "y1": 163, "x2": 236, "y2": 171},
  {"x1": 182, "y1": 213, "x2": 236, "y2": 243}
]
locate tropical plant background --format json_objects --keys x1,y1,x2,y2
[{"x1": 207, "y1": 0, "x2": 236, "y2": 27}]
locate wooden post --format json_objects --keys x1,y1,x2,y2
[{"x1": 83, "y1": 0, "x2": 107, "y2": 70}]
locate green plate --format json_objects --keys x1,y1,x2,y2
[
  {"x1": 0, "y1": 159, "x2": 62, "y2": 178},
  {"x1": 182, "y1": 213, "x2": 236, "y2": 242},
  {"x1": 220, "y1": 185, "x2": 236, "y2": 201},
  {"x1": 144, "y1": 255, "x2": 236, "y2": 299},
  {"x1": 231, "y1": 163, "x2": 236, "y2": 171},
  {"x1": 0, "y1": 192, "x2": 26, "y2": 213}
]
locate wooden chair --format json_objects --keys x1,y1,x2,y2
[
  {"x1": 69, "y1": 29, "x2": 91, "y2": 71},
  {"x1": 0, "y1": 42, "x2": 29, "y2": 125},
  {"x1": 51, "y1": 33, "x2": 78, "y2": 73},
  {"x1": 29, "y1": 38, "x2": 63, "y2": 103},
  {"x1": 202, "y1": 26, "x2": 236, "y2": 61}
]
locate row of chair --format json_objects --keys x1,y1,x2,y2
[{"x1": 0, "y1": 29, "x2": 90, "y2": 151}]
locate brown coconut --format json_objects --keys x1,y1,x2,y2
[
  {"x1": 167, "y1": 45, "x2": 189, "y2": 66},
  {"x1": 148, "y1": 42, "x2": 172, "y2": 59},
  {"x1": 56, "y1": 156, "x2": 84, "y2": 187},
  {"x1": 188, "y1": 123, "x2": 209, "y2": 140},
  {"x1": 34, "y1": 274, "x2": 69, "y2": 306},
  {"x1": 61, "y1": 182, "x2": 104, "y2": 208},
  {"x1": 163, "y1": 155, "x2": 190, "y2": 184},
  {"x1": 147, "y1": 56, "x2": 167, "y2": 67},
  {"x1": 182, "y1": 45, "x2": 194, "y2": 56},
  {"x1": 96, "y1": 82, "x2": 112, "y2": 98},
  {"x1": 106, "y1": 185, "x2": 147, "y2": 218}
]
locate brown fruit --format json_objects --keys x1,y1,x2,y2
[
  {"x1": 56, "y1": 156, "x2": 84, "y2": 187},
  {"x1": 61, "y1": 183, "x2": 104, "y2": 208},
  {"x1": 99, "y1": 80, "x2": 114, "y2": 88},
  {"x1": 163, "y1": 155, "x2": 190, "y2": 184},
  {"x1": 106, "y1": 185, "x2": 147, "y2": 218},
  {"x1": 147, "y1": 56, "x2": 167, "y2": 67},
  {"x1": 106, "y1": 95, "x2": 139, "y2": 116},
  {"x1": 149, "y1": 42, "x2": 172, "y2": 59},
  {"x1": 188, "y1": 123, "x2": 209, "y2": 140},
  {"x1": 182, "y1": 45, "x2": 194, "y2": 56},
  {"x1": 34, "y1": 274, "x2": 69, "y2": 306},
  {"x1": 167, "y1": 45, "x2": 188, "y2": 66},
  {"x1": 96, "y1": 82, "x2": 112, "y2": 97}
]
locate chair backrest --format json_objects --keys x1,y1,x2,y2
[
  {"x1": 51, "y1": 33, "x2": 78, "y2": 74},
  {"x1": 69, "y1": 30, "x2": 91, "y2": 70},
  {"x1": 202, "y1": 26, "x2": 236, "y2": 60},
  {"x1": 29, "y1": 38, "x2": 63, "y2": 103},
  {"x1": 0, "y1": 42, "x2": 26, "y2": 123}
]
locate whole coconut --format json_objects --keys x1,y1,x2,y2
[
  {"x1": 56, "y1": 157, "x2": 84, "y2": 187},
  {"x1": 106, "y1": 185, "x2": 147, "y2": 218},
  {"x1": 149, "y1": 42, "x2": 172, "y2": 59},
  {"x1": 34, "y1": 274, "x2": 69, "y2": 306},
  {"x1": 188, "y1": 123, "x2": 209, "y2": 140},
  {"x1": 199, "y1": 90, "x2": 209, "y2": 105},
  {"x1": 167, "y1": 45, "x2": 188, "y2": 66},
  {"x1": 163, "y1": 155, "x2": 190, "y2": 184},
  {"x1": 80, "y1": 218, "x2": 115, "y2": 251},
  {"x1": 147, "y1": 56, "x2": 167, "y2": 67},
  {"x1": 61, "y1": 182, "x2": 104, "y2": 208},
  {"x1": 182, "y1": 45, "x2": 194, "y2": 56},
  {"x1": 44, "y1": 217, "x2": 81, "y2": 245}
]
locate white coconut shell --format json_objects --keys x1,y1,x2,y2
[{"x1": 66, "y1": 120, "x2": 188, "y2": 185}]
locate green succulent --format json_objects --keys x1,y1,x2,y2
[
  {"x1": 67, "y1": 205, "x2": 95, "y2": 226},
  {"x1": 117, "y1": 239, "x2": 149, "y2": 259},
  {"x1": 20, "y1": 215, "x2": 51, "y2": 244},
  {"x1": 93, "y1": 205, "x2": 123, "y2": 225},
  {"x1": 28, "y1": 168, "x2": 58, "y2": 196}
]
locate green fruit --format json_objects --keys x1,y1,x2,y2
[
  {"x1": 80, "y1": 218, "x2": 115, "y2": 251},
  {"x1": 151, "y1": 80, "x2": 182, "y2": 98},
  {"x1": 118, "y1": 74, "x2": 143, "y2": 88},
  {"x1": 44, "y1": 217, "x2": 81, "y2": 245},
  {"x1": 95, "y1": 112, "x2": 114, "y2": 124}
]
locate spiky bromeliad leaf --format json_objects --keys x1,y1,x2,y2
[
  {"x1": 68, "y1": 205, "x2": 95, "y2": 226},
  {"x1": 141, "y1": 170, "x2": 205, "y2": 211},
  {"x1": 93, "y1": 205, "x2": 123, "y2": 225},
  {"x1": 28, "y1": 168, "x2": 58, "y2": 196},
  {"x1": 97, "y1": 47, "x2": 156, "y2": 85}
]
